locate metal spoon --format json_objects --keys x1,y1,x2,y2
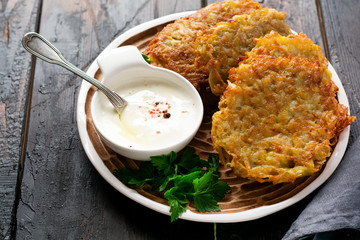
[{"x1": 22, "y1": 32, "x2": 127, "y2": 114}]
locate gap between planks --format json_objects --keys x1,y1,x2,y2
[
  {"x1": 9, "y1": 0, "x2": 44, "y2": 239},
  {"x1": 315, "y1": 0, "x2": 330, "y2": 60},
  {"x1": 202, "y1": 0, "x2": 207, "y2": 7}
]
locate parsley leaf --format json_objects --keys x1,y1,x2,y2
[
  {"x1": 165, "y1": 187, "x2": 188, "y2": 222},
  {"x1": 192, "y1": 172, "x2": 230, "y2": 212},
  {"x1": 151, "y1": 151, "x2": 177, "y2": 176},
  {"x1": 113, "y1": 161, "x2": 153, "y2": 186},
  {"x1": 141, "y1": 53, "x2": 152, "y2": 64},
  {"x1": 194, "y1": 193, "x2": 220, "y2": 213},
  {"x1": 207, "y1": 154, "x2": 220, "y2": 173},
  {"x1": 113, "y1": 148, "x2": 230, "y2": 221},
  {"x1": 212, "y1": 181, "x2": 231, "y2": 202},
  {"x1": 152, "y1": 173, "x2": 176, "y2": 192},
  {"x1": 178, "y1": 148, "x2": 207, "y2": 172}
]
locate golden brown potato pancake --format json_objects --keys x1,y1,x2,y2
[
  {"x1": 144, "y1": 0, "x2": 262, "y2": 92},
  {"x1": 195, "y1": 8, "x2": 291, "y2": 95},
  {"x1": 245, "y1": 32, "x2": 355, "y2": 142},
  {"x1": 244, "y1": 31, "x2": 328, "y2": 68},
  {"x1": 211, "y1": 55, "x2": 355, "y2": 184}
]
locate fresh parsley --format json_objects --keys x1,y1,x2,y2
[
  {"x1": 141, "y1": 53, "x2": 152, "y2": 64},
  {"x1": 113, "y1": 148, "x2": 230, "y2": 221}
]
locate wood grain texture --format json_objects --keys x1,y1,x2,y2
[
  {"x1": 205, "y1": 0, "x2": 325, "y2": 239},
  {"x1": 16, "y1": 0, "x2": 213, "y2": 239},
  {"x1": 320, "y1": 0, "x2": 360, "y2": 144},
  {"x1": 0, "y1": 0, "x2": 41, "y2": 239},
  {"x1": 7, "y1": 0, "x2": 358, "y2": 239}
]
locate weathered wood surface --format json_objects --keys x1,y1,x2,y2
[
  {"x1": 0, "y1": 0, "x2": 358, "y2": 239},
  {"x1": 320, "y1": 0, "x2": 360, "y2": 145},
  {"x1": 0, "y1": 0, "x2": 41, "y2": 239}
]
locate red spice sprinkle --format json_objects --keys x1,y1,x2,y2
[
  {"x1": 148, "y1": 101, "x2": 172, "y2": 119},
  {"x1": 181, "y1": 111, "x2": 188, "y2": 113}
]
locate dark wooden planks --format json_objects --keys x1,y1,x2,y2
[
  {"x1": 320, "y1": 0, "x2": 360, "y2": 144},
  {"x1": 14, "y1": 0, "x2": 359, "y2": 239},
  {"x1": 0, "y1": 0, "x2": 41, "y2": 239},
  {"x1": 205, "y1": 0, "x2": 325, "y2": 239},
  {"x1": 16, "y1": 0, "x2": 214, "y2": 239}
]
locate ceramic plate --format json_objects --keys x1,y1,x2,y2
[{"x1": 76, "y1": 12, "x2": 351, "y2": 223}]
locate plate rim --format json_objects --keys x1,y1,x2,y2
[{"x1": 76, "y1": 11, "x2": 351, "y2": 223}]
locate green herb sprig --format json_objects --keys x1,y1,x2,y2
[
  {"x1": 141, "y1": 53, "x2": 152, "y2": 64},
  {"x1": 113, "y1": 148, "x2": 230, "y2": 221}
]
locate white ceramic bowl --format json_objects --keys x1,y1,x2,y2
[{"x1": 90, "y1": 46, "x2": 204, "y2": 160}]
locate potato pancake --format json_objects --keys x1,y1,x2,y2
[
  {"x1": 211, "y1": 55, "x2": 355, "y2": 184},
  {"x1": 243, "y1": 32, "x2": 354, "y2": 144},
  {"x1": 195, "y1": 8, "x2": 291, "y2": 95},
  {"x1": 144, "y1": 0, "x2": 262, "y2": 91},
  {"x1": 244, "y1": 31, "x2": 328, "y2": 68}
]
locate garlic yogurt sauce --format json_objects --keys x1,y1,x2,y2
[{"x1": 96, "y1": 79, "x2": 200, "y2": 149}]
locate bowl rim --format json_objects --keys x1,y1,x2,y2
[
  {"x1": 76, "y1": 11, "x2": 351, "y2": 223},
  {"x1": 90, "y1": 47, "x2": 204, "y2": 157}
]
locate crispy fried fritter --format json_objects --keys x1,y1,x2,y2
[
  {"x1": 242, "y1": 32, "x2": 353, "y2": 141},
  {"x1": 211, "y1": 56, "x2": 355, "y2": 184},
  {"x1": 195, "y1": 8, "x2": 291, "y2": 95},
  {"x1": 244, "y1": 31, "x2": 328, "y2": 67},
  {"x1": 144, "y1": 0, "x2": 262, "y2": 91}
]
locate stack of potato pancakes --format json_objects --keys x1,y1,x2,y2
[{"x1": 144, "y1": 0, "x2": 355, "y2": 184}]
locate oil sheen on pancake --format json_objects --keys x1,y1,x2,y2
[
  {"x1": 144, "y1": 0, "x2": 262, "y2": 92},
  {"x1": 195, "y1": 8, "x2": 291, "y2": 95},
  {"x1": 211, "y1": 34, "x2": 355, "y2": 184}
]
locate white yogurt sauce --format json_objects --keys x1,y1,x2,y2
[{"x1": 94, "y1": 80, "x2": 199, "y2": 149}]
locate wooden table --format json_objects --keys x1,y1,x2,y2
[{"x1": 1, "y1": 0, "x2": 359, "y2": 239}]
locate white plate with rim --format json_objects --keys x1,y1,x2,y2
[{"x1": 76, "y1": 11, "x2": 351, "y2": 223}]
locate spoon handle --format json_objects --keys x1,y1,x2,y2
[
  {"x1": 22, "y1": 32, "x2": 107, "y2": 90},
  {"x1": 22, "y1": 32, "x2": 127, "y2": 113}
]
